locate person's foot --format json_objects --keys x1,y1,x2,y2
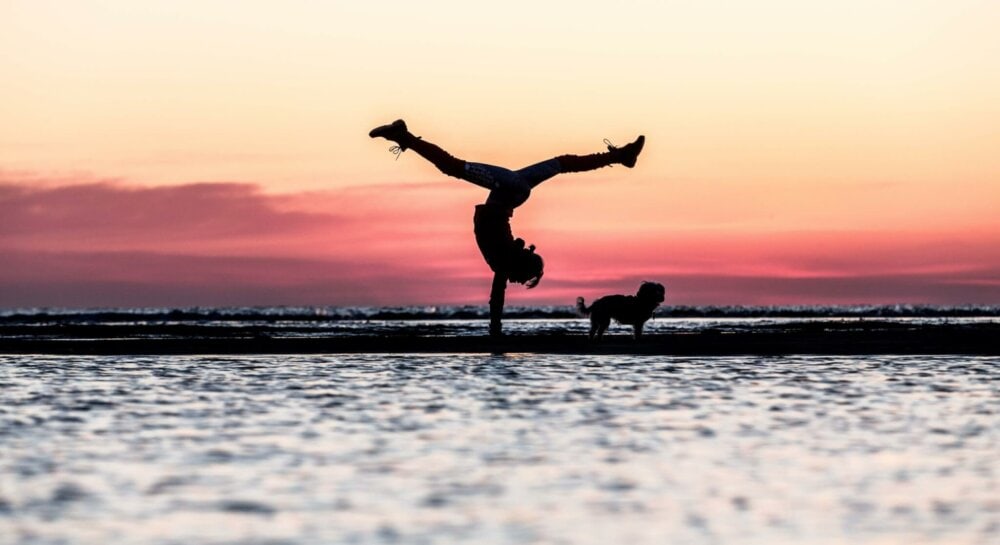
[
  {"x1": 369, "y1": 119, "x2": 411, "y2": 150},
  {"x1": 608, "y1": 135, "x2": 645, "y2": 168}
]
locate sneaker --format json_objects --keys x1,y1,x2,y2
[
  {"x1": 369, "y1": 119, "x2": 410, "y2": 149},
  {"x1": 607, "y1": 135, "x2": 645, "y2": 168}
]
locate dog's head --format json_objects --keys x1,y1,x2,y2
[{"x1": 636, "y1": 281, "x2": 666, "y2": 305}]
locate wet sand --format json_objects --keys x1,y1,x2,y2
[{"x1": 2, "y1": 321, "x2": 998, "y2": 355}]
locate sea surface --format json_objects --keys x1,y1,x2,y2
[
  {"x1": 2, "y1": 305, "x2": 999, "y2": 341},
  {"x1": 1, "y1": 352, "x2": 997, "y2": 545}
]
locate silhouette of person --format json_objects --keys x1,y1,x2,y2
[{"x1": 369, "y1": 119, "x2": 645, "y2": 337}]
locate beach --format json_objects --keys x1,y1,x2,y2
[
  {"x1": 3, "y1": 323, "x2": 1000, "y2": 356},
  {"x1": 2, "y1": 308, "x2": 998, "y2": 355},
  {"x1": 2, "y1": 307, "x2": 998, "y2": 544}
]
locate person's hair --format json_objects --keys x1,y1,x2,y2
[{"x1": 507, "y1": 241, "x2": 544, "y2": 289}]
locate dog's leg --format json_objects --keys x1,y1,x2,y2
[
  {"x1": 633, "y1": 322, "x2": 644, "y2": 340},
  {"x1": 595, "y1": 317, "x2": 610, "y2": 341}
]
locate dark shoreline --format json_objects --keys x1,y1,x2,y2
[{"x1": 2, "y1": 321, "x2": 998, "y2": 355}]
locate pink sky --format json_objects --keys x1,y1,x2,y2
[
  {"x1": 2, "y1": 2, "x2": 999, "y2": 307},
  {"x1": 2, "y1": 174, "x2": 998, "y2": 307}
]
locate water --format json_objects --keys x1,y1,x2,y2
[
  {"x1": 1, "y1": 354, "x2": 997, "y2": 544},
  {"x1": 4, "y1": 305, "x2": 999, "y2": 342}
]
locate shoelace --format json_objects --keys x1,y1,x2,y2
[
  {"x1": 604, "y1": 138, "x2": 624, "y2": 167},
  {"x1": 388, "y1": 136, "x2": 421, "y2": 160}
]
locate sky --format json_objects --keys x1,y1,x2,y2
[{"x1": 2, "y1": 1, "x2": 999, "y2": 307}]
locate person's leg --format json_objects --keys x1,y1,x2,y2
[
  {"x1": 519, "y1": 135, "x2": 646, "y2": 189},
  {"x1": 473, "y1": 163, "x2": 532, "y2": 209},
  {"x1": 370, "y1": 119, "x2": 466, "y2": 178},
  {"x1": 514, "y1": 159, "x2": 562, "y2": 189},
  {"x1": 457, "y1": 140, "x2": 650, "y2": 208},
  {"x1": 370, "y1": 120, "x2": 535, "y2": 206},
  {"x1": 465, "y1": 162, "x2": 518, "y2": 193}
]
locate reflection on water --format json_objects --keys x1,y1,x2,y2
[{"x1": 1, "y1": 355, "x2": 997, "y2": 544}]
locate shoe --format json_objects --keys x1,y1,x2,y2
[
  {"x1": 607, "y1": 135, "x2": 645, "y2": 168},
  {"x1": 369, "y1": 119, "x2": 409, "y2": 147}
]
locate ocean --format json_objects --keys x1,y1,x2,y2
[
  {"x1": 1, "y1": 307, "x2": 998, "y2": 544},
  {"x1": 2, "y1": 304, "x2": 999, "y2": 343}
]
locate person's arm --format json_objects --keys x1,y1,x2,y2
[{"x1": 488, "y1": 272, "x2": 506, "y2": 337}]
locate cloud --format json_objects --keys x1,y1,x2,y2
[
  {"x1": 0, "y1": 176, "x2": 489, "y2": 263},
  {"x1": 0, "y1": 181, "x2": 339, "y2": 251},
  {"x1": 660, "y1": 272, "x2": 1000, "y2": 306},
  {"x1": 4, "y1": 249, "x2": 998, "y2": 308},
  {"x1": 0, "y1": 250, "x2": 489, "y2": 308},
  {"x1": 3, "y1": 174, "x2": 1000, "y2": 307},
  {"x1": 0, "y1": 177, "x2": 494, "y2": 306}
]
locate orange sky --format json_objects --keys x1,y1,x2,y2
[{"x1": 2, "y1": 1, "x2": 999, "y2": 307}]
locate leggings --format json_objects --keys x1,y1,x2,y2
[{"x1": 404, "y1": 136, "x2": 614, "y2": 210}]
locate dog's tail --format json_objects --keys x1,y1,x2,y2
[{"x1": 575, "y1": 297, "x2": 590, "y2": 317}]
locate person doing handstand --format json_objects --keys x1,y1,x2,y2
[{"x1": 369, "y1": 119, "x2": 644, "y2": 337}]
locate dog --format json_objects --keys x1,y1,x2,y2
[{"x1": 576, "y1": 282, "x2": 666, "y2": 340}]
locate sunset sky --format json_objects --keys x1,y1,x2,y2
[{"x1": 2, "y1": 1, "x2": 999, "y2": 307}]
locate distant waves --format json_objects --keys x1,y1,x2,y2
[{"x1": 3, "y1": 304, "x2": 1000, "y2": 324}]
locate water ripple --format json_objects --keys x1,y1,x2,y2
[{"x1": 0, "y1": 354, "x2": 997, "y2": 545}]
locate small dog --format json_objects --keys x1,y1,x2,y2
[{"x1": 576, "y1": 282, "x2": 666, "y2": 341}]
